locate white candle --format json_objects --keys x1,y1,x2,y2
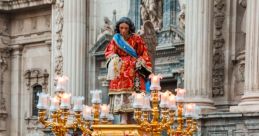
[
  {"x1": 83, "y1": 105, "x2": 92, "y2": 120},
  {"x1": 108, "y1": 114, "x2": 114, "y2": 121},
  {"x1": 142, "y1": 95, "x2": 151, "y2": 111},
  {"x1": 73, "y1": 96, "x2": 84, "y2": 112},
  {"x1": 37, "y1": 92, "x2": 49, "y2": 110},
  {"x1": 91, "y1": 90, "x2": 102, "y2": 104},
  {"x1": 168, "y1": 94, "x2": 176, "y2": 110},
  {"x1": 159, "y1": 92, "x2": 169, "y2": 108},
  {"x1": 132, "y1": 93, "x2": 144, "y2": 108},
  {"x1": 149, "y1": 74, "x2": 162, "y2": 90},
  {"x1": 176, "y1": 88, "x2": 186, "y2": 102},
  {"x1": 100, "y1": 104, "x2": 110, "y2": 118},
  {"x1": 185, "y1": 103, "x2": 195, "y2": 117},
  {"x1": 49, "y1": 97, "x2": 59, "y2": 111},
  {"x1": 60, "y1": 93, "x2": 71, "y2": 109},
  {"x1": 56, "y1": 75, "x2": 69, "y2": 92}
]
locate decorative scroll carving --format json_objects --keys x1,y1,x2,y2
[
  {"x1": 24, "y1": 69, "x2": 49, "y2": 91},
  {"x1": 212, "y1": 0, "x2": 225, "y2": 97},
  {"x1": 140, "y1": 0, "x2": 163, "y2": 31},
  {"x1": 54, "y1": 0, "x2": 64, "y2": 77}
]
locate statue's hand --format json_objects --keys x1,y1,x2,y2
[{"x1": 136, "y1": 58, "x2": 146, "y2": 69}]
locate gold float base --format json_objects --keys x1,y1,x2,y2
[{"x1": 92, "y1": 124, "x2": 148, "y2": 136}]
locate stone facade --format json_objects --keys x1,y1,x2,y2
[{"x1": 0, "y1": 0, "x2": 259, "y2": 135}]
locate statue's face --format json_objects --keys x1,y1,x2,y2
[{"x1": 119, "y1": 23, "x2": 129, "y2": 36}]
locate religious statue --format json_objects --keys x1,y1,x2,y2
[
  {"x1": 178, "y1": 4, "x2": 186, "y2": 30},
  {"x1": 97, "y1": 17, "x2": 114, "y2": 41},
  {"x1": 105, "y1": 17, "x2": 153, "y2": 124}
]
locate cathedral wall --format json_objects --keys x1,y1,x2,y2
[{"x1": 7, "y1": 7, "x2": 51, "y2": 136}]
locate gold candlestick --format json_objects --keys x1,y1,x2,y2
[
  {"x1": 38, "y1": 109, "x2": 71, "y2": 136},
  {"x1": 133, "y1": 90, "x2": 198, "y2": 136},
  {"x1": 92, "y1": 103, "x2": 101, "y2": 125},
  {"x1": 72, "y1": 111, "x2": 92, "y2": 135}
]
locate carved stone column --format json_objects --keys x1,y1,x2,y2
[
  {"x1": 184, "y1": 0, "x2": 215, "y2": 111},
  {"x1": 10, "y1": 45, "x2": 23, "y2": 136},
  {"x1": 230, "y1": 0, "x2": 259, "y2": 112},
  {"x1": 63, "y1": 0, "x2": 86, "y2": 96}
]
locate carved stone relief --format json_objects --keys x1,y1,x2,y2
[
  {"x1": 0, "y1": 48, "x2": 10, "y2": 131},
  {"x1": 140, "y1": 0, "x2": 163, "y2": 31},
  {"x1": 157, "y1": 30, "x2": 184, "y2": 46},
  {"x1": 212, "y1": 0, "x2": 225, "y2": 97},
  {"x1": 54, "y1": 0, "x2": 64, "y2": 77}
]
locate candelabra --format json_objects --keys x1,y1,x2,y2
[
  {"x1": 133, "y1": 74, "x2": 199, "y2": 136},
  {"x1": 37, "y1": 76, "x2": 113, "y2": 136}
]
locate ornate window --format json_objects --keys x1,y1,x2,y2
[{"x1": 32, "y1": 85, "x2": 42, "y2": 116}]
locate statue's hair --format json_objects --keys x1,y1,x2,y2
[{"x1": 115, "y1": 17, "x2": 135, "y2": 34}]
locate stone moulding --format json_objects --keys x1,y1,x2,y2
[{"x1": 0, "y1": 0, "x2": 54, "y2": 11}]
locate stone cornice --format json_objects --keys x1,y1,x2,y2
[{"x1": 0, "y1": 0, "x2": 54, "y2": 11}]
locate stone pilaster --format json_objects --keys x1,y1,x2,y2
[
  {"x1": 184, "y1": 0, "x2": 215, "y2": 112},
  {"x1": 230, "y1": 0, "x2": 259, "y2": 112},
  {"x1": 63, "y1": 0, "x2": 86, "y2": 96},
  {"x1": 10, "y1": 45, "x2": 23, "y2": 136}
]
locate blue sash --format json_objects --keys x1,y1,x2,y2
[
  {"x1": 113, "y1": 33, "x2": 138, "y2": 58},
  {"x1": 113, "y1": 33, "x2": 151, "y2": 94}
]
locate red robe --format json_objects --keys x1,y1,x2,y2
[{"x1": 105, "y1": 34, "x2": 152, "y2": 93}]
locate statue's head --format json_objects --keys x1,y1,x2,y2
[{"x1": 115, "y1": 17, "x2": 135, "y2": 36}]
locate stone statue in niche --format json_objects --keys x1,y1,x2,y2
[
  {"x1": 97, "y1": 17, "x2": 114, "y2": 41},
  {"x1": 176, "y1": 71, "x2": 184, "y2": 88},
  {"x1": 239, "y1": 0, "x2": 246, "y2": 33},
  {"x1": 178, "y1": 4, "x2": 186, "y2": 30},
  {"x1": 140, "y1": 0, "x2": 163, "y2": 31},
  {"x1": 0, "y1": 17, "x2": 8, "y2": 35},
  {"x1": 233, "y1": 63, "x2": 245, "y2": 96}
]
